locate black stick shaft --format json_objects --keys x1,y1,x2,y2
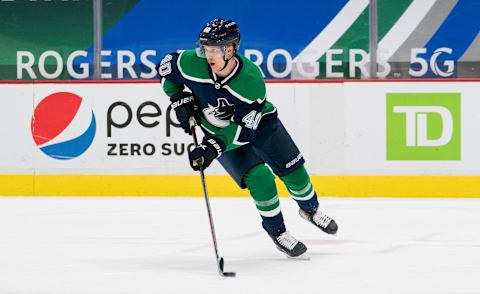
[{"x1": 189, "y1": 118, "x2": 222, "y2": 272}]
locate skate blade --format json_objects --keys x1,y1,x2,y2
[{"x1": 286, "y1": 252, "x2": 310, "y2": 260}]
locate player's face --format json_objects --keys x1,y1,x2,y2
[
  {"x1": 203, "y1": 45, "x2": 234, "y2": 72},
  {"x1": 204, "y1": 45, "x2": 226, "y2": 70},
  {"x1": 204, "y1": 45, "x2": 225, "y2": 58}
]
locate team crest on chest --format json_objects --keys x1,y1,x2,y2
[{"x1": 202, "y1": 98, "x2": 235, "y2": 128}]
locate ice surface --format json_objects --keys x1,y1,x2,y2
[{"x1": 0, "y1": 196, "x2": 479, "y2": 294}]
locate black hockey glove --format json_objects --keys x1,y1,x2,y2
[
  {"x1": 189, "y1": 136, "x2": 226, "y2": 171},
  {"x1": 170, "y1": 91, "x2": 200, "y2": 134}
]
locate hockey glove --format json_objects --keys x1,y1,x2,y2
[
  {"x1": 189, "y1": 136, "x2": 225, "y2": 171},
  {"x1": 170, "y1": 91, "x2": 200, "y2": 134}
]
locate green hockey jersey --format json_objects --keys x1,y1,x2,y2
[{"x1": 158, "y1": 49, "x2": 277, "y2": 151}]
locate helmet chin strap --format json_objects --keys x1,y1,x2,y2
[
  {"x1": 219, "y1": 54, "x2": 233, "y2": 71},
  {"x1": 219, "y1": 46, "x2": 236, "y2": 71}
]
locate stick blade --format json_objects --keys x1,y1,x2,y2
[
  {"x1": 221, "y1": 271, "x2": 236, "y2": 277},
  {"x1": 218, "y1": 257, "x2": 236, "y2": 277}
]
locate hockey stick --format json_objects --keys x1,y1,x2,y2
[{"x1": 189, "y1": 117, "x2": 236, "y2": 278}]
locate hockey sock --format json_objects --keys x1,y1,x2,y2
[
  {"x1": 281, "y1": 164, "x2": 319, "y2": 213},
  {"x1": 243, "y1": 163, "x2": 286, "y2": 236},
  {"x1": 261, "y1": 213, "x2": 286, "y2": 237}
]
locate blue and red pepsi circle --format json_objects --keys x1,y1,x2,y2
[{"x1": 31, "y1": 92, "x2": 96, "y2": 160}]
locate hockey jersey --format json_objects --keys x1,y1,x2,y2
[{"x1": 158, "y1": 49, "x2": 277, "y2": 151}]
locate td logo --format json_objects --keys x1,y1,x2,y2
[{"x1": 386, "y1": 93, "x2": 460, "y2": 160}]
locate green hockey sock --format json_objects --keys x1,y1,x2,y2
[
  {"x1": 281, "y1": 164, "x2": 318, "y2": 212},
  {"x1": 243, "y1": 163, "x2": 280, "y2": 217}
]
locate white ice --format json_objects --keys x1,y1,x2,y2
[{"x1": 0, "y1": 196, "x2": 479, "y2": 294}]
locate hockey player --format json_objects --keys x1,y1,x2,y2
[{"x1": 158, "y1": 18, "x2": 338, "y2": 258}]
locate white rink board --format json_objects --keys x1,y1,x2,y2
[
  {"x1": 1, "y1": 83, "x2": 208, "y2": 173},
  {"x1": 0, "y1": 82, "x2": 343, "y2": 175},
  {"x1": 344, "y1": 82, "x2": 480, "y2": 174},
  {"x1": 1, "y1": 81, "x2": 480, "y2": 175}
]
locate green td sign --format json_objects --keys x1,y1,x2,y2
[{"x1": 386, "y1": 93, "x2": 461, "y2": 160}]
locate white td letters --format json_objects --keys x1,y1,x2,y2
[{"x1": 393, "y1": 106, "x2": 453, "y2": 147}]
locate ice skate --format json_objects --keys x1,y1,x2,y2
[
  {"x1": 269, "y1": 231, "x2": 308, "y2": 258},
  {"x1": 299, "y1": 208, "x2": 338, "y2": 235}
]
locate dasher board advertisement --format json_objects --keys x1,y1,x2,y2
[{"x1": 344, "y1": 82, "x2": 480, "y2": 174}]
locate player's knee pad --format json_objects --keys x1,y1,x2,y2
[{"x1": 243, "y1": 163, "x2": 277, "y2": 201}]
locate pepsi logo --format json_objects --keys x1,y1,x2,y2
[{"x1": 31, "y1": 92, "x2": 96, "y2": 160}]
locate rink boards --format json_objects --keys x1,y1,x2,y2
[{"x1": 1, "y1": 80, "x2": 479, "y2": 197}]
